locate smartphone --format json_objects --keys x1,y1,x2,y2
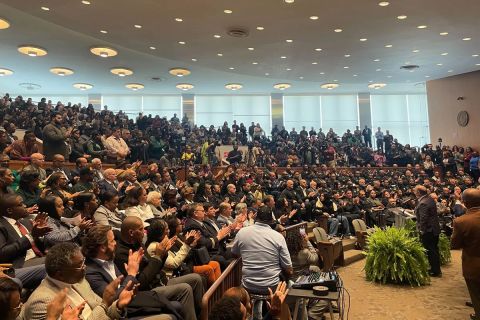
[{"x1": 299, "y1": 228, "x2": 306, "y2": 237}]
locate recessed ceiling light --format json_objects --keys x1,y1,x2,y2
[
  {"x1": 0, "y1": 18, "x2": 10, "y2": 29},
  {"x1": 441, "y1": 52, "x2": 448, "y2": 56},
  {"x1": 73, "y1": 83, "x2": 93, "y2": 91},
  {"x1": 315, "y1": 48, "x2": 322, "y2": 51},
  {"x1": 447, "y1": 70, "x2": 453, "y2": 72},
  {"x1": 111, "y1": 67, "x2": 134, "y2": 77},
  {"x1": 81, "y1": 0, "x2": 91, "y2": 4},
  {"x1": 425, "y1": 75, "x2": 430, "y2": 78},
  {"x1": 18, "y1": 45, "x2": 48, "y2": 57},
  {"x1": 50, "y1": 67, "x2": 74, "y2": 76},
  {"x1": 310, "y1": 16, "x2": 319, "y2": 20},
  {"x1": 320, "y1": 72, "x2": 325, "y2": 75},
  {"x1": 437, "y1": 63, "x2": 443, "y2": 66},
  {"x1": 385, "y1": 44, "x2": 393, "y2": 48},
  {"x1": 286, "y1": 39, "x2": 293, "y2": 43},
  {"x1": 191, "y1": 58, "x2": 197, "y2": 61},
  {"x1": 178, "y1": 41, "x2": 186, "y2": 45},
  {"x1": 378, "y1": 2, "x2": 389, "y2": 6},
  {"x1": 412, "y1": 49, "x2": 420, "y2": 53},
  {"x1": 299, "y1": 76, "x2": 304, "y2": 79},
  {"x1": 374, "y1": 59, "x2": 380, "y2": 62},
  {"x1": 344, "y1": 54, "x2": 351, "y2": 57},
  {"x1": 387, "y1": 75, "x2": 392, "y2": 78},
  {"x1": 321, "y1": 83, "x2": 339, "y2": 90},
  {"x1": 100, "y1": 30, "x2": 108, "y2": 34},
  {"x1": 134, "y1": 24, "x2": 142, "y2": 29},
  {"x1": 214, "y1": 34, "x2": 221, "y2": 38},
  {"x1": 312, "y1": 62, "x2": 318, "y2": 65},
  {"x1": 149, "y1": 46, "x2": 156, "y2": 50},
  {"x1": 334, "y1": 28, "x2": 343, "y2": 33},
  {"x1": 369, "y1": 80, "x2": 373, "y2": 83},
  {"x1": 284, "y1": 0, "x2": 295, "y2": 3},
  {"x1": 248, "y1": 47, "x2": 255, "y2": 51},
  {"x1": 265, "y1": 73, "x2": 270, "y2": 76},
  {"x1": 440, "y1": 32, "x2": 449, "y2": 36},
  {"x1": 417, "y1": 25, "x2": 427, "y2": 29},
  {"x1": 175, "y1": 18, "x2": 183, "y2": 22},
  {"x1": 256, "y1": 26, "x2": 264, "y2": 31},
  {"x1": 274, "y1": 83, "x2": 291, "y2": 90},
  {"x1": 126, "y1": 83, "x2": 144, "y2": 91},
  {"x1": 353, "y1": 74, "x2": 358, "y2": 77},
  {"x1": 280, "y1": 56, "x2": 287, "y2": 59},
  {"x1": 376, "y1": 68, "x2": 382, "y2": 71},
  {"x1": 344, "y1": 66, "x2": 349, "y2": 69},
  {"x1": 360, "y1": 38, "x2": 368, "y2": 42},
  {"x1": 224, "y1": 9, "x2": 233, "y2": 14},
  {"x1": 397, "y1": 15, "x2": 407, "y2": 20},
  {"x1": 90, "y1": 46, "x2": 117, "y2": 58},
  {"x1": 368, "y1": 83, "x2": 387, "y2": 89},
  {"x1": 41, "y1": 6, "x2": 50, "y2": 11},
  {"x1": 252, "y1": 62, "x2": 258, "y2": 65},
  {"x1": 463, "y1": 37, "x2": 472, "y2": 41},
  {"x1": 176, "y1": 83, "x2": 194, "y2": 91},
  {"x1": 169, "y1": 68, "x2": 191, "y2": 77},
  {"x1": 229, "y1": 67, "x2": 235, "y2": 70},
  {"x1": 286, "y1": 68, "x2": 292, "y2": 71},
  {"x1": 476, "y1": 63, "x2": 480, "y2": 66},
  {"x1": 217, "y1": 53, "x2": 223, "y2": 56},
  {"x1": 0, "y1": 68, "x2": 14, "y2": 76},
  {"x1": 225, "y1": 83, "x2": 242, "y2": 90},
  {"x1": 473, "y1": 54, "x2": 479, "y2": 57}
]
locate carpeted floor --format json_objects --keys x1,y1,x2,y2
[{"x1": 336, "y1": 249, "x2": 472, "y2": 320}]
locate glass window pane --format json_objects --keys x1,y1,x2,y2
[
  {"x1": 195, "y1": 96, "x2": 233, "y2": 128},
  {"x1": 143, "y1": 95, "x2": 182, "y2": 119},
  {"x1": 232, "y1": 96, "x2": 271, "y2": 134},
  {"x1": 284, "y1": 96, "x2": 321, "y2": 132},
  {"x1": 371, "y1": 95, "x2": 410, "y2": 145},
  {"x1": 102, "y1": 95, "x2": 142, "y2": 118},
  {"x1": 321, "y1": 95, "x2": 359, "y2": 134}
]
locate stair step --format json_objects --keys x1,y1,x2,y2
[
  {"x1": 342, "y1": 238, "x2": 357, "y2": 251},
  {"x1": 343, "y1": 249, "x2": 365, "y2": 266}
]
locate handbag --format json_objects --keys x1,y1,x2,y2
[{"x1": 192, "y1": 246, "x2": 211, "y2": 265}]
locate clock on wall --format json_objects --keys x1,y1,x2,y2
[{"x1": 457, "y1": 111, "x2": 469, "y2": 127}]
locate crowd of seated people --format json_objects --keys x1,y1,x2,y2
[
  {"x1": 1, "y1": 93, "x2": 479, "y2": 319},
  {"x1": 0, "y1": 93, "x2": 475, "y2": 171}
]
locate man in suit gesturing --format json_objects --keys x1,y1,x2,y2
[
  {"x1": 451, "y1": 188, "x2": 480, "y2": 320},
  {"x1": 414, "y1": 185, "x2": 441, "y2": 277}
]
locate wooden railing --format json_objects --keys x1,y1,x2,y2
[
  {"x1": 285, "y1": 222, "x2": 308, "y2": 239},
  {"x1": 200, "y1": 258, "x2": 243, "y2": 320}
]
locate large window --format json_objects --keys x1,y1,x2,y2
[
  {"x1": 371, "y1": 94, "x2": 429, "y2": 147},
  {"x1": 102, "y1": 95, "x2": 142, "y2": 118},
  {"x1": 283, "y1": 96, "x2": 321, "y2": 131},
  {"x1": 143, "y1": 95, "x2": 182, "y2": 119},
  {"x1": 321, "y1": 95, "x2": 359, "y2": 135},
  {"x1": 195, "y1": 95, "x2": 271, "y2": 133},
  {"x1": 27, "y1": 95, "x2": 88, "y2": 106}
]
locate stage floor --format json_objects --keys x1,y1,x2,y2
[{"x1": 337, "y1": 249, "x2": 471, "y2": 320}]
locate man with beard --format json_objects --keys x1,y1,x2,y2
[
  {"x1": 83, "y1": 225, "x2": 184, "y2": 319},
  {"x1": 42, "y1": 112, "x2": 72, "y2": 161}
]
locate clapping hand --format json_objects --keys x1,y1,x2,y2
[
  {"x1": 217, "y1": 226, "x2": 231, "y2": 241},
  {"x1": 103, "y1": 276, "x2": 124, "y2": 307},
  {"x1": 125, "y1": 248, "x2": 143, "y2": 276},
  {"x1": 267, "y1": 282, "x2": 289, "y2": 317},
  {"x1": 26, "y1": 204, "x2": 39, "y2": 215},
  {"x1": 47, "y1": 288, "x2": 85, "y2": 320},
  {"x1": 31, "y1": 212, "x2": 52, "y2": 238},
  {"x1": 78, "y1": 218, "x2": 94, "y2": 231},
  {"x1": 117, "y1": 280, "x2": 139, "y2": 309}
]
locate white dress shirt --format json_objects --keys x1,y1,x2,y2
[
  {"x1": 48, "y1": 276, "x2": 93, "y2": 319},
  {"x1": 4, "y1": 217, "x2": 36, "y2": 261}
]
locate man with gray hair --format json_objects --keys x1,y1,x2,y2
[{"x1": 23, "y1": 242, "x2": 135, "y2": 319}]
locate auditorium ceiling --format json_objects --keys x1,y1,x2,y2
[{"x1": 0, "y1": 0, "x2": 479, "y2": 95}]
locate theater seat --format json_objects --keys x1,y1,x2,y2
[
  {"x1": 312, "y1": 227, "x2": 344, "y2": 271},
  {"x1": 352, "y1": 219, "x2": 375, "y2": 250}
]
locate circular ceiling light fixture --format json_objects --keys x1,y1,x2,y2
[
  {"x1": 19, "y1": 83, "x2": 41, "y2": 90},
  {"x1": 224, "y1": 9, "x2": 233, "y2": 14},
  {"x1": 273, "y1": 83, "x2": 291, "y2": 90},
  {"x1": 73, "y1": 83, "x2": 93, "y2": 90},
  {"x1": 378, "y1": 1, "x2": 389, "y2": 6},
  {"x1": 440, "y1": 32, "x2": 449, "y2": 36},
  {"x1": 284, "y1": 0, "x2": 295, "y2": 3},
  {"x1": 175, "y1": 18, "x2": 183, "y2": 22},
  {"x1": 321, "y1": 83, "x2": 339, "y2": 90},
  {"x1": 90, "y1": 46, "x2": 117, "y2": 58},
  {"x1": 417, "y1": 25, "x2": 427, "y2": 29},
  {"x1": 176, "y1": 83, "x2": 194, "y2": 91},
  {"x1": 256, "y1": 26, "x2": 264, "y2": 31},
  {"x1": 125, "y1": 83, "x2": 144, "y2": 91},
  {"x1": 368, "y1": 83, "x2": 387, "y2": 89},
  {"x1": 169, "y1": 68, "x2": 191, "y2": 77},
  {"x1": 18, "y1": 45, "x2": 48, "y2": 57},
  {"x1": 397, "y1": 15, "x2": 407, "y2": 20},
  {"x1": 41, "y1": 6, "x2": 50, "y2": 11},
  {"x1": 50, "y1": 67, "x2": 74, "y2": 76},
  {"x1": 463, "y1": 37, "x2": 472, "y2": 41},
  {"x1": 225, "y1": 83, "x2": 243, "y2": 91},
  {"x1": 0, "y1": 18, "x2": 10, "y2": 29},
  {"x1": 334, "y1": 28, "x2": 343, "y2": 33},
  {"x1": 0, "y1": 68, "x2": 14, "y2": 76},
  {"x1": 360, "y1": 38, "x2": 368, "y2": 42},
  {"x1": 310, "y1": 16, "x2": 319, "y2": 20},
  {"x1": 81, "y1": 0, "x2": 91, "y2": 4},
  {"x1": 110, "y1": 67, "x2": 133, "y2": 77}
]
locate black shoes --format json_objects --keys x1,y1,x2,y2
[
  {"x1": 429, "y1": 272, "x2": 442, "y2": 277},
  {"x1": 466, "y1": 301, "x2": 473, "y2": 308}
]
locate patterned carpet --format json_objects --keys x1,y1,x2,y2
[{"x1": 336, "y1": 249, "x2": 472, "y2": 320}]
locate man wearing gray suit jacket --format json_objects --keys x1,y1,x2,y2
[{"x1": 22, "y1": 242, "x2": 135, "y2": 320}]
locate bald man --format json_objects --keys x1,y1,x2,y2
[
  {"x1": 414, "y1": 185, "x2": 441, "y2": 277},
  {"x1": 90, "y1": 158, "x2": 104, "y2": 182},
  {"x1": 97, "y1": 168, "x2": 118, "y2": 196},
  {"x1": 114, "y1": 216, "x2": 203, "y2": 320},
  {"x1": 22, "y1": 152, "x2": 46, "y2": 180},
  {"x1": 451, "y1": 188, "x2": 480, "y2": 319}
]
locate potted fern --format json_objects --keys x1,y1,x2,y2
[{"x1": 364, "y1": 227, "x2": 430, "y2": 286}]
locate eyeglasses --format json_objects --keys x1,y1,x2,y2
[{"x1": 66, "y1": 257, "x2": 86, "y2": 271}]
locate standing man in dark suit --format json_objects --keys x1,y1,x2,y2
[
  {"x1": 414, "y1": 185, "x2": 441, "y2": 277},
  {"x1": 362, "y1": 125, "x2": 372, "y2": 148},
  {"x1": 451, "y1": 188, "x2": 480, "y2": 320},
  {"x1": 42, "y1": 112, "x2": 72, "y2": 161}
]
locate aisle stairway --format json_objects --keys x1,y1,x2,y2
[{"x1": 306, "y1": 222, "x2": 365, "y2": 268}]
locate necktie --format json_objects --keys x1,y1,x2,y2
[{"x1": 16, "y1": 222, "x2": 44, "y2": 257}]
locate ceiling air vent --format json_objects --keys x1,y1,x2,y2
[
  {"x1": 151, "y1": 77, "x2": 164, "y2": 82},
  {"x1": 227, "y1": 27, "x2": 249, "y2": 38},
  {"x1": 400, "y1": 64, "x2": 420, "y2": 71}
]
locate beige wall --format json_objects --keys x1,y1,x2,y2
[{"x1": 427, "y1": 70, "x2": 480, "y2": 150}]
